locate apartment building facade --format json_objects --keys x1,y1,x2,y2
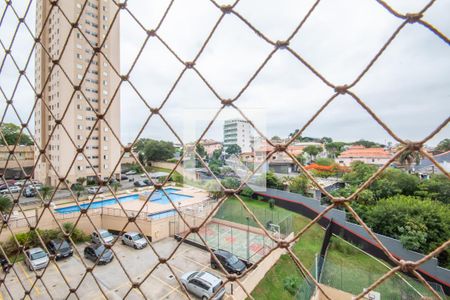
[
  {"x1": 34, "y1": 0, "x2": 121, "y2": 186},
  {"x1": 223, "y1": 119, "x2": 252, "y2": 153}
]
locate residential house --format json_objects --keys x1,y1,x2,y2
[{"x1": 337, "y1": 145, "x2": 392, "y2": 167}]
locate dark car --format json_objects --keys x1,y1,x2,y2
[
  {"x1": 210, "y1": 249, "x2": 246, "y2": 275},
  {"x1": 47, "y1": 239, "x2": 73, "y2": 260},
  {"x1": 0, "y1": 256, "x2": 10, "y2": 273},
  {"x1": 133, "y1": 179, "x2": 152, "y2": 187},
  {"x1": 23, "y1": 187, "x2": 37, "y2": 198},
  {"x1": 84, "y1": 244, "x2": 114, "y2": 265},
  {"x1": 120, "y1": 174, "x2": 129, "y2": 181}
]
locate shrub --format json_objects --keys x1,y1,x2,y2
[
  {"x1": 62, "y1": 222, "x2": 90, "y2": 243},
  {"x1": 283, "y1": 275, "x2": 299, "y2": 295},
  {"x1": 268, "y1": 198, "x2": 275, "y2": 209},
  {"x1": 240, "y1": 187, "x2": 254, "y2": 198}
]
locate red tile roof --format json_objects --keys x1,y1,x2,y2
[{"x1": 338, "y1": 146, "x2": 391, "y2": 158}]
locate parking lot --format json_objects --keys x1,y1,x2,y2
[{"x1": 0, "y1": 238, "x2": 236, "y2": 299}]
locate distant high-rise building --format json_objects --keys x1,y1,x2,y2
[
  {"x1": 223, "y1": 119, "x2": 252, "y2": 153},
  {"x1": 35, "y1": 1, "x2": 121, "y2": 186}
]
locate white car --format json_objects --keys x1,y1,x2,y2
[
  {"x1": 121, "y1": 232, "x2": 148, "y2": 249},
  {"x1": 91, "y1": 229, "x2": 115, "y2": 245},
  {"x1": 87, "y1": 186, "x2": 106, "y2": 194},
  {"x1": 24, "y1": 247, "x2": 49, "y2": 271},
  {"x1": 0, "y1": 186, "x2": 20, "y2": 194},
  {"x1": 180, "y1": 271, "x2": 225, "y2": 300},
  {"x1": 125, "y1": 170, "x2": 137, "y2": 175}
]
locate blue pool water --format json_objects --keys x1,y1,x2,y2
[
  {"x1": 148, "y1": 209, "x2": 177, "y2": 220},
  {"x1": 55, "y1": 188, "x2": 192, "y2": 214}
]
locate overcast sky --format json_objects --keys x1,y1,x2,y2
[{"x1": 0, "y1": 0, "x2": 449, "y2": 146}]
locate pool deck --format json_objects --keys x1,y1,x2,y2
[{"x1": 52, "y1": 186, "x2": 209, "y2": 216}]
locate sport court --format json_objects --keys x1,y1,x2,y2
[{"x1": 186, "y1": 220, "x2": 279, "y2": 263}]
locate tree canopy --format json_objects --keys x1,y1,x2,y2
[
  {"x1": 0, "y1": 123, "x2": 33, "y2": 146},
  {"x1": 142, "y1": 139, "x2": 175, "y2": 163},
  {"x1": 435, "y1": 138, "x2": 450, "y2": 153},
  {"x1": 303, "y1": 145, "x2": 322, "y2": 160},
  {"x1": 225, "y1": 144, "x2": 241, "y2": 156}
]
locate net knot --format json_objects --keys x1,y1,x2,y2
[
  {"x1": 154, "y1": 183, "x2": 163, "y2": 189},
  {"x1": 221, "y1": 99, "x2": 233, "y2": 106},
  {"x1": 150, "y1": 107, "x2": 160, "y2": 114},
  {"x1": 118, "y1": 2, "x2": 127, "y2": 9},
  {"x1": 159, "y1": 257, "x2": 167, "y2": 264},
  {"x1": 128, "y1": 216, "x2": 136, "y2": 222},
  {"x1": 221, "y1": 5, "x2": 233, "y2": 13},
  {"x1": 224, "y1": 189, "x2": 235, "y2": 196},
  {"x1": 190, "y1": 227, "x2": 199, "y2": 233},
  {"x1": 334, "y1": 85, "x2": 348, "y2": 94},
  {"x1": 185, "y1": 61, "x2": 195, "y2": 69},
  {"x1": 131, "y1": 282, "x2": 140, "y2": 288},
  {"x1": 405, "y1": 141, "x2": 422, "y2": 152},
  {"x1": 405, "y1": 13, "x2": 422, "y2": 23},
  {"x1": 147, "y1": 29, "x2": 156, "y2": 37},
  {"x1": 227, "y1": 274, "x2": 237, "y2": 281},
  {"x1": 274, "y1": 144, "x2": 287, "y2": 152},
  {"x1": 399, "y1": 260, "x2": 415, "y2": 273},
  {"x1": 332, "y1": 197, "x2": 347, "y2": 205},
  {"x1": 275, "y1": 40, "x2": 289, "y2": 49},
  {"x1": 278, "y1": 240, "x2": 290, "y2": 249}
]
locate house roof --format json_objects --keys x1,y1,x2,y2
[
  {"x1": 338, "y1": 146, "x2": 391, "y2": 159},
  {"x1": 416, "y1": 150, "x2": 450, "y2": 170}
]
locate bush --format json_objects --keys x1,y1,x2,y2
[
  {"x1": 283, "y1": 276, "x2": 299, "y2": 295},
  {"x1": 240, "y1": 187, "x2": 254, "y2": 198},
  {"x1": 268, "y1": 198, "x2": 275, "y2": 209},
  {"x1": 62, "y1": 222, "x2": 90, "y2": 243},
  {"x1": 166, "y1": 158, "x2": 178, "y2": 163}
]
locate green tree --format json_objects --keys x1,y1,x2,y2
[
  {"x1": 342, "y1": 161, "x2": 378, "y2": 186},
  {"x1": 303, "y1": 145, "x2": 322, "y2": 161},
  {"x1": 76, "y1": 177, "x2": 86, "y2": 186},
  {"x1": 265, "y1": 170, "x2": 283, "y2": 189},
  {"x1": 271, "y1": 136, "x2": 282, "y2": 142},
  {"x1": 325, "y1": 141, "x2": 346, "y2": 158},
  {"x1": 364, "y1": 195, "x2": 449, "y2": 266},
  {"x1": 71, "y1": 184, "x2": 84, "y2": 199},
  {"x1": 321, "y1": 137, "x2": 333, "y2": 144},
  {"x1": 225, "y1": 144, "x2": 241, "y2": 156},
  {"x1": 435, "y1": 138, "x2": 450, "y2": 152},
  {"x1": 208, "y1": 163, "x2": 221, "y2": 176},
  {"x1": 196, "y1": 143, "x2": 207, "y2": 158},
  {"x1": 221, "y1": 177, "x2": 240, "y2": 190},
  {"x1": 205, "y1": 180, "x2": 224, "y2": 200},
  {"x1": 295, "y1": 154, "x2": 306, "y2": 165},
  {"x1": 0, "y1": 196, "x2": 12, "y2": 213},
  {"x1": 415, "y1": 174, "x2": 450, "y2": 204},
  {"x1": 211, "y1": 148, "x2": 223, "y2": 161},
  {"x1": 143, "y1": 140, "x2": 175, "y2": 163},
  {"x1": 289, "y1": 175, "x2": 309, "y2": 195},
  {"x1": 40, "y1": 185, "x2": 54, "y2": 202},
  {"x1": 0, "y1": 123, "x2": 33, "y2": 146},
  {"x1": 315, "y1": 157, "x2": 334, "y2": 166},
  {"x1": 110, "y1": 181, "x2": 121, "y2": 193},
  {"x1": 352, "y1": 139, "x2": 382, "y2": 148}
]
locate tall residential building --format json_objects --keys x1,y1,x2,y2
[
  {"x1": 223, "y1": 119, "x2": 252, "y2": 153},
  {"x1": 34, "y1": 1, "x2": 121, "y2": 186}
]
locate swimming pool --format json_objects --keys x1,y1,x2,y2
[
  {"x1": 55, "y1": 188, "x2": 192, "y2": 214},
  {"x1": 148, "y1": 209, "x2": 177, "y2": 220}
]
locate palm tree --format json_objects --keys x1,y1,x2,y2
[
  {"x1": 40, "y1": 185, "x2": 54, "y2": 206},
  {"x1": 110, "y1": 181, "x2": 121, "y2": 193},
  {"x1": 71, "y1": 184, "x2": 84, "y2": 200},
  {"x1": 0, "y1": 196, "x2": 12, "y2": 214},
  {"x1": 399, "y1": 150, "x2": 421, "y2": 172}
]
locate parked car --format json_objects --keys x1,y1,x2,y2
[
  {"x1": 26, "y1": 183, "x2": 42, "y2": 191},
  {"x1": 22, "y1": 187, "x2": 37, "y2": 198},
  {"x1": 87, "y1": 186, "x2": 106, "y2": 194},
  {"x1": 180, "y1": 271, "x2": 225, "y2": 300},
  {"x1": 0, "y1": 256, "x2": 10, "y2": 273},
  {"x1": 0, "y1": 186, "x2": 20, "y2": 194},
  {"x1": 210, "y1": 249, "x2": 246, "y2": 275},
  {"x1": 121, "y1": 232, "x2": 147, "y2": 249},
  {"x1": 125, "y1": 170, "x2": 137, "y2": 175},
  {"x1": 91, "y1": 229, "x2": 115, "y2": 245},
  {"x1": 24, "y1": 247, "x2": 49, "y2": 271},
  {"x1": 83, "y1": 244, "x2": 114, "y2": 264},
  {"x1": 47, "y1": 239, "x2": 73, "y2": 260},
  {"x1": 133, "y1": 180, "x2": 149, "y2": 187},
  {"x1": 120, "y1": 174, "x2": 129, "y2": 181}
]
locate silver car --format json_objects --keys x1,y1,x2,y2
[
  {"x1": 121, "y1": 232, "x2": 148, "y2": 249},
  {"x1": 91, "y1": 229, "x2": 114, "y2": 245},
  {"x1": 180, "y1": 271, "x2": 225, "y2": 300},
  {"x1": 25, "y1": 247, "x2": 49, "y2": 271}
]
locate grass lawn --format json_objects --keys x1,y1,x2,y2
[{"x1": 322, "y1": 237, "x2": 446, "y2": 299}]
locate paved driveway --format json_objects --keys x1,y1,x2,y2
[{"x1": 0, "y1": 238, "x2": 236, "y2": 299}]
